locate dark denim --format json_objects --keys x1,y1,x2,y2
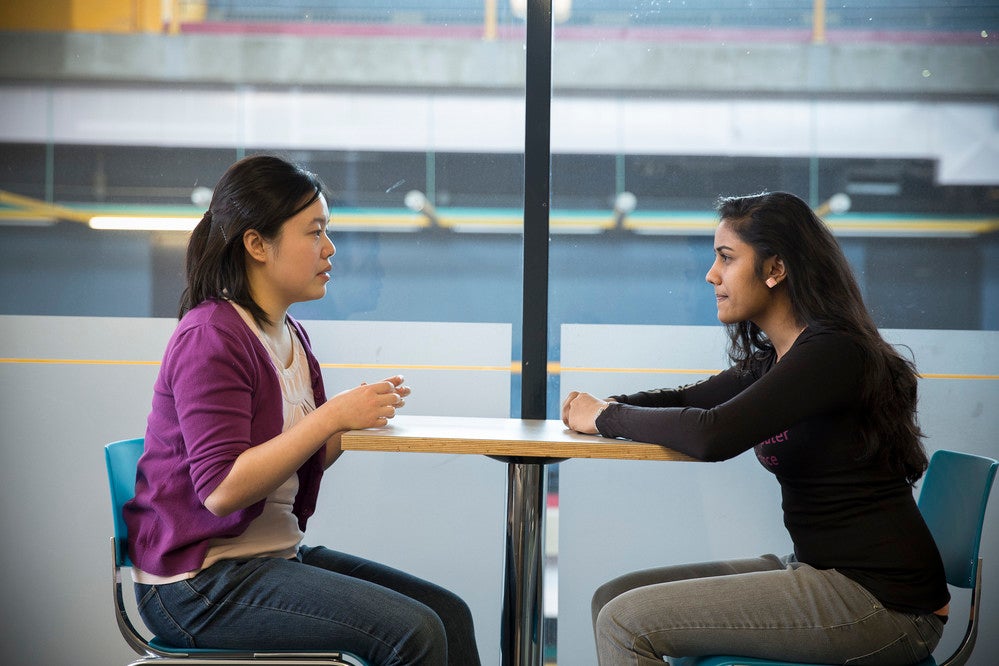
[{"x1": 135, "y1": 545, "x2": 480, "y2": 666}]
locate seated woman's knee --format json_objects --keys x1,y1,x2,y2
[{"x1": 395, "y1": 603, "x2": 448, "y2": 663}]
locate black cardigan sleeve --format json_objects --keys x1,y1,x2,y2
[
  {"x1": 609, "y1": 362, "x2": 757, "y2": 409},
  {"x1": 595, "y1": 329, "x2": 863, "y2": 462}
]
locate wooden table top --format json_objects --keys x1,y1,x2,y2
[{"x1": 341, "y1": 414, "x2": 695, "y2": 462}]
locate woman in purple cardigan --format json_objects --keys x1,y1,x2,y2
[{"x1": 124, "y1": 155, "x2": 480, "y2": 665}]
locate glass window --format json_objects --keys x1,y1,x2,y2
[
  {"x1": 551, "y1": 2, "x2": 999, "y2": 664},
  {"x1": 1, "y1": 3, "x2": 997, "y2": 665},
  {"x1": 0, "y1": 5, "x2": 528, "y2": 663}
]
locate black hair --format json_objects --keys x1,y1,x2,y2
[
  {"x1": 716, "y1": 191, "x2": 927, "y2": 484},
  {"x1": 180, "y1": 154, "x2": 328, "y2": 327}
]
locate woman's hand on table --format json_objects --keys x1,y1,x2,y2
[
  {"x1": 326, "y1": 375, "x2": 411, "y2": 430},
  {"x1": 561, "y1": 391, "x2": 612, "y2": 435}
]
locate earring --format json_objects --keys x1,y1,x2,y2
[{"x1": 766, "y1": 277, "x2": 778, "y2": 288}]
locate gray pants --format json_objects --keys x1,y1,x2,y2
[{"x1": 592, "y1": 554, "x2": 944, "y2": 666}]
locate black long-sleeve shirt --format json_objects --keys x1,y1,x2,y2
[{"x1": 595, "y1": 326, "x2": 949, "y2": 615}]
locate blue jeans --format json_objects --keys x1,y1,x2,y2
[
  {"x1": 592, "y1": 554, "x2": 944, "y2": 666},
  {"x1": 135, "y1": 545, "x2": 481, "y2": 666}
]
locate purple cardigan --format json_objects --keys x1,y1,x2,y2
[{"x1": 124, "y1": 300, "x2": 327, "y2": 576}]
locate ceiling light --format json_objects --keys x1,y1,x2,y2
[{"x1": 404, "y1": 190, "x2": 442, "y2": 228}]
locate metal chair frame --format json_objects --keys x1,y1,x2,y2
[{"x1": 106, "y1": 438, "x2": 366, "y2": 666}]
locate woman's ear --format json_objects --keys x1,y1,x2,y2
[
  {"x1": 765, "y1": 255, "x2": 787, "y2": 287},
  {"x1": 243, "y1": 229, "x2": 268, "y2": 263}
]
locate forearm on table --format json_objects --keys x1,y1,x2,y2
[{"x1": 596, "y1": 402, "x2": 750, "y2": 462}]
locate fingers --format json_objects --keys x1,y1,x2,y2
[
  {"x1": 373, "y1": 376, "x2": 410, "y2": 395},
  {"x1": 365, "y1": 377, "x2": 410, "y2": 421},
  {"x1": 381, "y1": 374, "x2": 406, "y2": 389},
  {"x1": 561, "y1": 391, "x2": 579, "y2": 427},
  {"x1": 378, "y1": 376, "x2": 412, "y2": 402},
  {"x1": 353, "y1": 395, "x2": 396, "y2": 430},
  {"x1": 561, "y1": 391, "x2": 604, "y2": 434}
]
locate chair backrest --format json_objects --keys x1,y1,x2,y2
[
  {"x1": 105, "y1": 437, "x2": 144, "y2": 567},
  {"x1": 917, "y1": 449, "x2": 998, "y2": 589}
]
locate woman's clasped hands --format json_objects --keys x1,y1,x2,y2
[
  {"x1": 328, "y1": 374, "x2": 411, "y2": 430},
  {"x1": 561, "y1": 391, "x2": 612, "y2": 435}
]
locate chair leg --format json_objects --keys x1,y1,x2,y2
[{"x1": 937, "y1": 559, "x2": 982, "y2": 666}]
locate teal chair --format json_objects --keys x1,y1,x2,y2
[
  {"x1": 673, "y1": 450, "x2": 998, "y2": 666},
  {"x1": 105, "y1": 437, "x2": 368, "y2": 666}
]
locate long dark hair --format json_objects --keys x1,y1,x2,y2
[
  {"x1": 716, "y1": 191, "x2": 927, "y2": 484},
  {"x1": 180, "y1": 155, "x2": 328, "y2": 327}
]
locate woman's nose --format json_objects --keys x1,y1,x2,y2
[{"x1": 705, "y1": 264, "x2": 719, "y2": 285}]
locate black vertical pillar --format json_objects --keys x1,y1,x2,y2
[{"x1": 521, "y1": 0, "x2": 553, "y2": 421}]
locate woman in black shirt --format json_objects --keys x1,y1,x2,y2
[{"x1": 562, "y1": 191, "x2": 949, "y2": 666}]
